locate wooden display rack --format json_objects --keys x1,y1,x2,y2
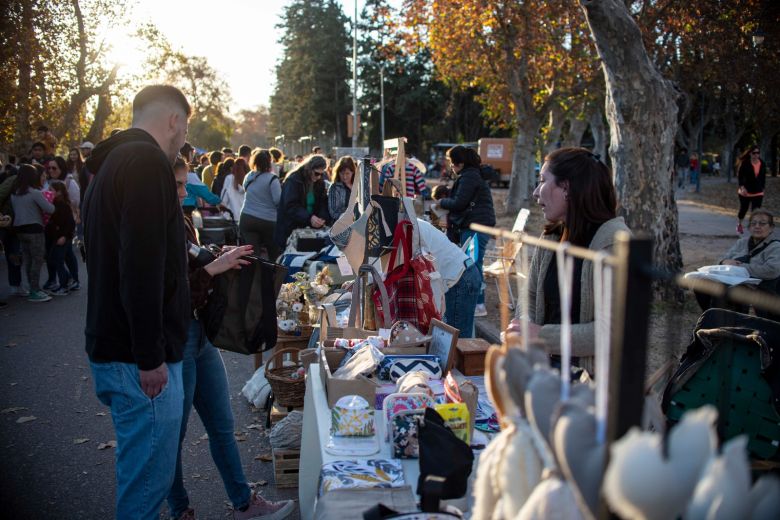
[
  {"x1": 270, "y1": 403, "x2": 303, "y2": 426},
  {"x1": 273, "y1": 448, "x2": 300, "y2": 489}
]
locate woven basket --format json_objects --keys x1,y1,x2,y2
[{"x1": 265, "y1": 348, "x2": 306, "y2": 408}]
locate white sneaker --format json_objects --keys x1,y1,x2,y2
[
  {"x1": 233, "y1": 492, "x2": 294, "y2": 520},
  {"x1": 474, "y1": 303, "x2": 487, "y2": 317}
]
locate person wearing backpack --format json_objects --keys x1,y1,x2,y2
[
  {"x1": 695, "y1": 209, "x2": 780, "y2": 320},
  {"x1": 240, "y1": 149, "x2": 281, "y2": 261}
]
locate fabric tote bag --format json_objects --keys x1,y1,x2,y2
[{"x1": 373, "y1": 217, "x2": 441, "y2": 334}]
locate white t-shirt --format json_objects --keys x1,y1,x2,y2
[
  {"x1": 220, "y1": 174, "x2": 245, "y2": 222},
  {"x1": 416, "y1": 218, "x2": 468, "y2": 289}
]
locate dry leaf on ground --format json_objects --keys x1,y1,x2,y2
[
  {"x1": 73, "y1": 438, "x2": 89, "y2": 444},
  {"x1": 97, "y1": 440, "x2": 117, "y2": 450},
  {"x1": 16, "y1": 416, "x2": 36, "y2": 423},
  {"x1": 255, "y1": 453, "x2": 273, "y2": 462},
  {"x1": 1, "y1": 407, "x2": 27, "y2": 414}
]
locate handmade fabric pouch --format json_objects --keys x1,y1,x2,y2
[
  {"x1": 396, "y1": 371, "x2": 435, "y2": 399},
  {"x1": 318, "y1": 459, "x2": 405, "y2": 497},
  {"x1": 392, "y1": 410, "x2": 425, "y2": 459},
  {"x1": 378, "y1": 355, "x2": 441, "y2": 381},
  {"x1": 383, "y1": 392, "x2": 435, "y2": 441},
  {"x1": 331, "y1": 395, "x2": 375, "y2": 437},
  {"x1": 332, "y1": 343, "x2": 384, "y2": 380}
]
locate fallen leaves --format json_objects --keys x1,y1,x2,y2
[
  {"x1": 234, "y1": 432, "x2": 248, "y2": 442},
  {"x1": 97, "y1": 440, "x2": 117, "y2": 450},
  {"x1": 246, "y1": 423, "x2": 263, "y2": 430},
  {"x1": 73, "y1": 438, "x2": 90, "y2": 445},
  {"x1": 255, "y1": 452, "x2": 272, "y2": 462},
  {"x1": 16, "y1": 416, "x2": 36, "y2": 423},
  {"x1": 1, "y1": 407, "x2": 27, "y2": 414},
  {"x1": 95, "y1": 412, "x2": 106, "y2": 416},
  {"x1": 4, "y1": 342, "x2": 17, "y2": 348}
]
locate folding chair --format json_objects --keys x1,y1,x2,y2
[{"x1": 482, "y1": 209, "x2": 530, "y2": 311}]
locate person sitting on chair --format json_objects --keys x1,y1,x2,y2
[{"x1": 695, "y1": 209, "x2": 780, "y2": 321}]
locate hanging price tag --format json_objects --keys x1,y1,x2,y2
[{"x1": 336, "y1": 255, "x2": 354, "y2": 277}]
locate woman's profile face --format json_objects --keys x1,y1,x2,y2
[
  {"x1": 340, "y1": 168, "x2": 354, "y2": 184},
  {"x1": 533, "y1": 164, "x2": 567, "y2": 222},
  {"x1": 174, "y1": 168, "x2": 188, "y2": 203}
]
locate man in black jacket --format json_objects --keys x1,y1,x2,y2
[{"x1": 82, "y1": 85, "x2": 191, "y2": 520}]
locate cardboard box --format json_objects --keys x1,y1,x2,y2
[
  {"x1": 454, "y1": 338, "x2": 491, "y2": 376},
  {"x1": 319, "y1": 348, "x2": 379, "y2": 408}
]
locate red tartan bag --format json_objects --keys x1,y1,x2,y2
[{"x1": 373, "y1": 220, "x2": 441, "y2": 334}]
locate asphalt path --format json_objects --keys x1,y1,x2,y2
[{"x1": 0, "y1": 260, "x2": 300, "y2": 519}]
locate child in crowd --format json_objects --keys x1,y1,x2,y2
[{"x1": 45, "y1": 181, "x2": 76, "y2": 296}]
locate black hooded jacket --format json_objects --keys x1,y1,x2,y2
[
  {"x1": 439, "y1": 165, "x2": 496, "y2": 234},
  {"x1": 82, "y1": 129, "x2": 189, "y2": 370}
]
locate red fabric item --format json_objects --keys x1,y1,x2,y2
[{"x1": 373, "y1": 220, "x2": 440, "y2": 333}]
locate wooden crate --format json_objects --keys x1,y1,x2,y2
[
  {"x1": 273, "y1": 448, "x2": 300, "y2": 489},
  {"x1": 270, "y1": 403, "x2": 303, "y2": 426},
  {"x1": 454, "y1": 338, "x2": 491, "y2": 376}
]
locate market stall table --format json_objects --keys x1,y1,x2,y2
[{"x1": 299, "y1": 364, "x2": 477, "y2": 519}]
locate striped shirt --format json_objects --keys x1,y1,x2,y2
[{"x1": 379, "y1": 163, "x2": 428, "y2": 197}]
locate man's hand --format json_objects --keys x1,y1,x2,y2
[
  {"x1": 139, "y1": 363, "x2": 168, "y2": 398},
  {"x1": 204, "y1": 244, "x2": 254, "y2": 276},
  {"x1": 310, "y1": 215, "x2": 326, "y2": 228},
  {"x1": 56, "y1": 236, "x2": 66, "y2": 246},
  {"x1": 722, "y1": 259, "x2": 741, "y2": 266}
]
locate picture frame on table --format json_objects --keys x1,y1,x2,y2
[{"x1": 427, "y1": 319, "x2": 459, "y2": 376}]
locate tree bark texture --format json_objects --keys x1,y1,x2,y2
[
  {"x1": 759, "y1": 121, "x2": 776, "y2": 177},
  {"x1": 580, "y1": 0, "x2": 682, "y2": 276},
  {"x1": 721, "y1": 103, "x2": 745, "y2": 183},
  {"x1": 563, "y1": 107, "x2": 590, "y2": 148},
  {"x1": 13, "y1": 0, "x2": 34, "y2": 156},
  {"x1": 543, "y1": 104, "x2": 565, "y2": 154},
  {"x1": 589, "y1": 105, "x2": 607, "y2": 159}
]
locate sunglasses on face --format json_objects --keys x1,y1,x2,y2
[
  {"x1": 752, "y1": 151, "x2": 760, "y2": 155},
  {"x1": 46, "y1": 166, "x2": 59, "y2": 171}
]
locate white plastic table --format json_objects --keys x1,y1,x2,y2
[{"x1": 298, "y1": 364, "x2": 474, "y2": 519}]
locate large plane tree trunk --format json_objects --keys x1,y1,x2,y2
[{"x1": 580, "y1": 0, "x2": 682, "y2": 278}]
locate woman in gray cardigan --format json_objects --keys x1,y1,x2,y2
[
  {"x1": 513, "y1": 148, "x2": 629, "y2": 374},
  {"x1": 11, "y1": 164, "x2": 55, "y2": 302}
]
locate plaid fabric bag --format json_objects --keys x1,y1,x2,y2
[{"x1": 373, "y1": 220, "x2": 441, "y2": 334}]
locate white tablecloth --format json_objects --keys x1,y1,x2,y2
[{"x1": 298, "y1": 364, "x2": 474, "y2": 519}]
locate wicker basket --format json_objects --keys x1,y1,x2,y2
[{"x1": 265, "y1": 348, "x2": 306, "y2": 408}]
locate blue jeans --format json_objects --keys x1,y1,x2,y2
[
  {"x1": 460, "y1": 230, "x2": 489, "y2": 305},
  {"x1": 444, "y1": 262, "x2": 482, "y2": 338},
  {"x1": 0, "y1": 228, "x2": 21, "y2": 287},
  {"x1": 90, "y1": 361, "x2": 184, "y2": 520},
  {"x1": 47, "y1": 242, "x2": 71, "y2": 287},
  {"x1": 167, "y1": 319, "x2": 251, "y2": 517}
]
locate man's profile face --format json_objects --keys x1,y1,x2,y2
[
  {"x1": 32, "y1": 146, "x2": 44, "y2": 159},
  {"x1": 168, "y1": 110, "x2": 189, "y2": 165}
]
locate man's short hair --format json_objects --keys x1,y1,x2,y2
[
  {"x1": 222, "y1": 147, "x2": 234, "y2": 156},
  {"x1": 269, "y1": 147, "x2": 284, "y2": 162},
  {"x1": 132, "y1": 85, "x2": 191, "y2": 119},
  {"x1": 36, "y1": 125, "x2": 49, "y2": 133},
  {"x1": 209, "y1": 151, "x2": 223, "y2": 165},
  {"x1": 31, "y1": 142, "x2": 45, "y2": 150},
  {"x1": 238, "y1": 145, "x2": 251, "y2": 157},
  {"x1": 180, "y1": 142, "x2": 194, "y2": 156}
]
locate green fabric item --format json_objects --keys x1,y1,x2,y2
[{"x1": 306, "y1": 189, "x2": 315, "y2": 214}]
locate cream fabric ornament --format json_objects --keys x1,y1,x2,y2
[
  {"x1": 748, "y1": 475, "x2": 780, "y2": 520},
  {"x1": 602, "y1": 406, "x2": 718, "y2": 520},
  {"x1": 685, "y1": 435, "x2": 751, "y2": 520}
]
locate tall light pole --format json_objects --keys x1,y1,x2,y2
[
  {"x1": 351, "y1": 0, "x2": 358, "y2": 148},
  {"x1": 380, "y1": 65, "x2": 385, "y2": 145}
]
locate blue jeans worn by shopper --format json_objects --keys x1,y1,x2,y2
[
  {"x1": 48, "y1": 243, "x2": 71, "y2": 287},
  {"x1": 90, "y1": 361, "x2": 183, "y2": 520},
  {"x1": 444, "y1": 261, "x2": 482, "y2": 338},
  {"x1": 167, "y1": 319, "x2": 251, "y2": 517},
  {"x1": 460, "y1": 230, "x2": 489, "y2": 305}
]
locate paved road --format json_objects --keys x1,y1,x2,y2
[{"x1": 0, "y1": 261, "x2": 300, "y2": 519}]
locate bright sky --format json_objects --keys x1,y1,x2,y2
[{"x1": 109, "y1": 0, "x2": 398, "y2": 115}]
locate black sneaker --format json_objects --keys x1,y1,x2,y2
[
  {"x1": 66, "y1": 280, "x2": 80, "y2": 291},
  {"x1": 50, "y1": 286, "x2": 69, "y2": 297}
]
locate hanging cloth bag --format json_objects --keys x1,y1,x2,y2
[{"x1": 373, "y1": 204, "x2": 441, "y2": 334}]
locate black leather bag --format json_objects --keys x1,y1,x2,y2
[
  {"x1": 201, "y1": 257, "x2": 287, "y2": 354},
  {"x1": 416, "y1": 407, "x2": 474, "y2": 500}
]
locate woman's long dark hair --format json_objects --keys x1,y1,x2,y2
[
  {"x1": 446, "y1": 145, "x2": 481, "y2": 169},
  {"x1": 66, "y1": 148, "x2": 84, "y2": 174},
  {"x1": 542, "y1": 147, "x2": 617, "y2": 246},
  {"x1": 333, "y1": 156, "x2": 356, "y2": 185},
  {"x1": 286, "y1": 154, "x2": 327, "y2": 187},
  {"x1": 736, "y1": 144, "x2": 760, "y2": 171},
  {"x1": 15, "y1": 164, "x2": 42, "y2": 196},
  {"x1": 232, "y1": 158, "x2": 250, "y2": 189}
]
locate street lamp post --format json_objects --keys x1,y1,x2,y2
[
  {"x1": 352, "y1": 0, "x2": 358, "y2": 148},
  {"x1": 380, "y1": 66, "x2": 385, "y2": 146}
]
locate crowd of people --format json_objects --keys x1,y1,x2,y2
[{"x1": 1, "y1": 81, "x2": 777, "y2": 518}]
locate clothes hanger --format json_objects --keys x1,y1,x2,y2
[
  {"x1": 555, "y1": 243, "x2": 575, "y2": 402},
  {"x1": 592, "y1": 252, "x2": 612, "y2": 444}
]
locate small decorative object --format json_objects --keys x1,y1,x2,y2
[
  {"x1": 392, "y1": 410, "x2": 424, "y2": 458},
  {"x1": 331, "y1": 395, "x2": 375, "y2": 437},
  {"x1": 395, "y1": 371, "x2": 434, "y2": 399},
  {"x1": 318, "y1": 459, "x2": 405, "y2": 496},
  {"x1": 427, "y1": 319, "x2": 459, "y2": 376},
  {"x1": 435, "y1": 403, "x2": 471, "y2": 445}
]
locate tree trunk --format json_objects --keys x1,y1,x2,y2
[
  {"x1": 721, "y1": 104, "x2": 744, "y2": 183},
  {"x1": 85, "y1": 93, "x2": 112, "y2": 144},
  {"x1": 759, "y1": 121, "x2": 776, "y2": 177},
  {"x1": 14, "y1": 0, "x2": 34, "y2": 156},
  {"x1": 589, "y1": 106, "x2": 607, "y2": 159},
  {"x1": 506, "y1": 118, "x2": 538, "y2": 216},
  {"x1": 563, "y1": 108, "x2": 590, "y2": 148},
  {"x1": 580, "y1": 0, "x2": 682, "y2": 277},
  {"x1": 543, "y1": 104, "x2": 564, "y2": 155}
]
